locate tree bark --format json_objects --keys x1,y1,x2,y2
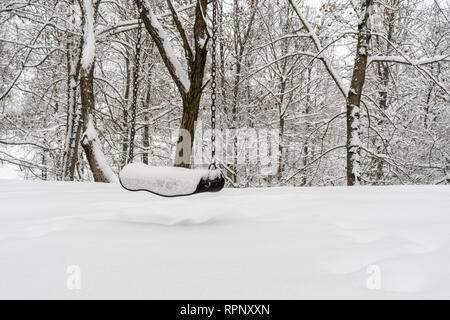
[
  {"x1": 138, "y1": 0, "x2": 209, "y2": 168},
  {"x1": 346, "y1": 0, "x2": 372, "y2": 186},
  {"x1": 229, "y1": 0, "x2": 257, "y2": 183},
  {"x1": 62, "y1": 0, "x2": 82, "y2": 181},
  {"x1": 372, "y1": 1, "x2": 395, "y2": 182},
  {"x1": 302, "y1": 67, "x2": 313, "y2": 187},
  {"x1": 121, "y1": 55, "x2": 131, "y2": 168},
  {"x1": 142, "y1": 86, "x2": 152, "y2": 165},
  {"x1": 79, "y1": 0, "x2": 116, "y2": 183}
]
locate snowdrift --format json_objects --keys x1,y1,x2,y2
[{"x1": 0, "y1": 180, "x2": 449, "y2": 299}]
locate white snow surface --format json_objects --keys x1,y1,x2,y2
[
  {"x1": 119, "y1": 163, "x2": 220, "y2": 196},
  {"x1": 0, "y1": 180, "x2": 449, "y2": 299}
]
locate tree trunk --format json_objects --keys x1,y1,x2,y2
[
  {"x1": 62, "y1": 0, "x2": 82, "y2": 181},
  {"x1": 227, "y1": 0, "x2": 257, "y2": 183},
  {"x1": 121, "y1": 55, "x2": 131, "y2": 168},
  {"x1": 230, "y1": 57, "x2": 241, "y2": 183},
  {"x1": 79, "y1": 0, "x2": 116, "y2": 183},
  {"x1": 372, "y1": 2, "x2": 395, "y2": 182},
  {"x1": 138, "y1": 0, "x2": 209, "y2": 168},
  {"x1": 346, "y1": 0, "x2": 372, "y2": 186},
  {"x1": 276, "y1": 27, "x2": 289, "y2": 183},
  {"x1": 41, "y1": 151, "x2": 47, "y2": 180},
  {"x1": 174, "y1": 92, "x2": 202, "y2": 167},
  {"x1": 79, "y1": 64, "x2": 116, "y2": 182},
  {"x1": 302, "y1": 67, "x2": 312, "y2": 186},
  {"x1": 142, "y1": 87, "x2": 151, "y2": 165}
]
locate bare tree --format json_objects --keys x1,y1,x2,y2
[
  {"x1": 79, "y1": 0, "x2": 117, "y2": 182},
  {"x1": 136, "y1": 0, "x2": 209, "y2": 168}
]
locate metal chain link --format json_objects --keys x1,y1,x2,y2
[
  {"x1": 210, "y1": 0, "x2": 217, "y2": 170},
  {"x1": 128, "y1": 0, "x2": 143, "y2": 163}
]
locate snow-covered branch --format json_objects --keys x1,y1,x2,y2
[
  {"x1": 287, "y1": 0, "x2": 347, "y2": 98},
  {"x1": 367, "y1": 54, "x2": 450, "y2": 66},
  {"x1": 139, "y1": 0, "x2": 189, "y2": 93},
  {"x1": 80, "y1": 0, "x2": 96, "y2": 70}
]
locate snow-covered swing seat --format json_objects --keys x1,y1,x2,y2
[
  {"x1": 119, "y1": 0, "x2": 225, "y2": 197},
  {"x1": 120, "y1": 164, "x2": 224, "y2": 197}
]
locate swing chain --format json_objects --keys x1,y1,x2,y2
[
  {"x1": 128, "y1": 0, "x2": 143, "y2": 164},
  {"x1": 210, "y1": 0, "x2": 217, "y2": 170}
]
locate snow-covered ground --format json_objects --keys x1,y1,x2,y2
[{"x1": 0, "y1": 179, "x2": 449, "y2": 299}]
